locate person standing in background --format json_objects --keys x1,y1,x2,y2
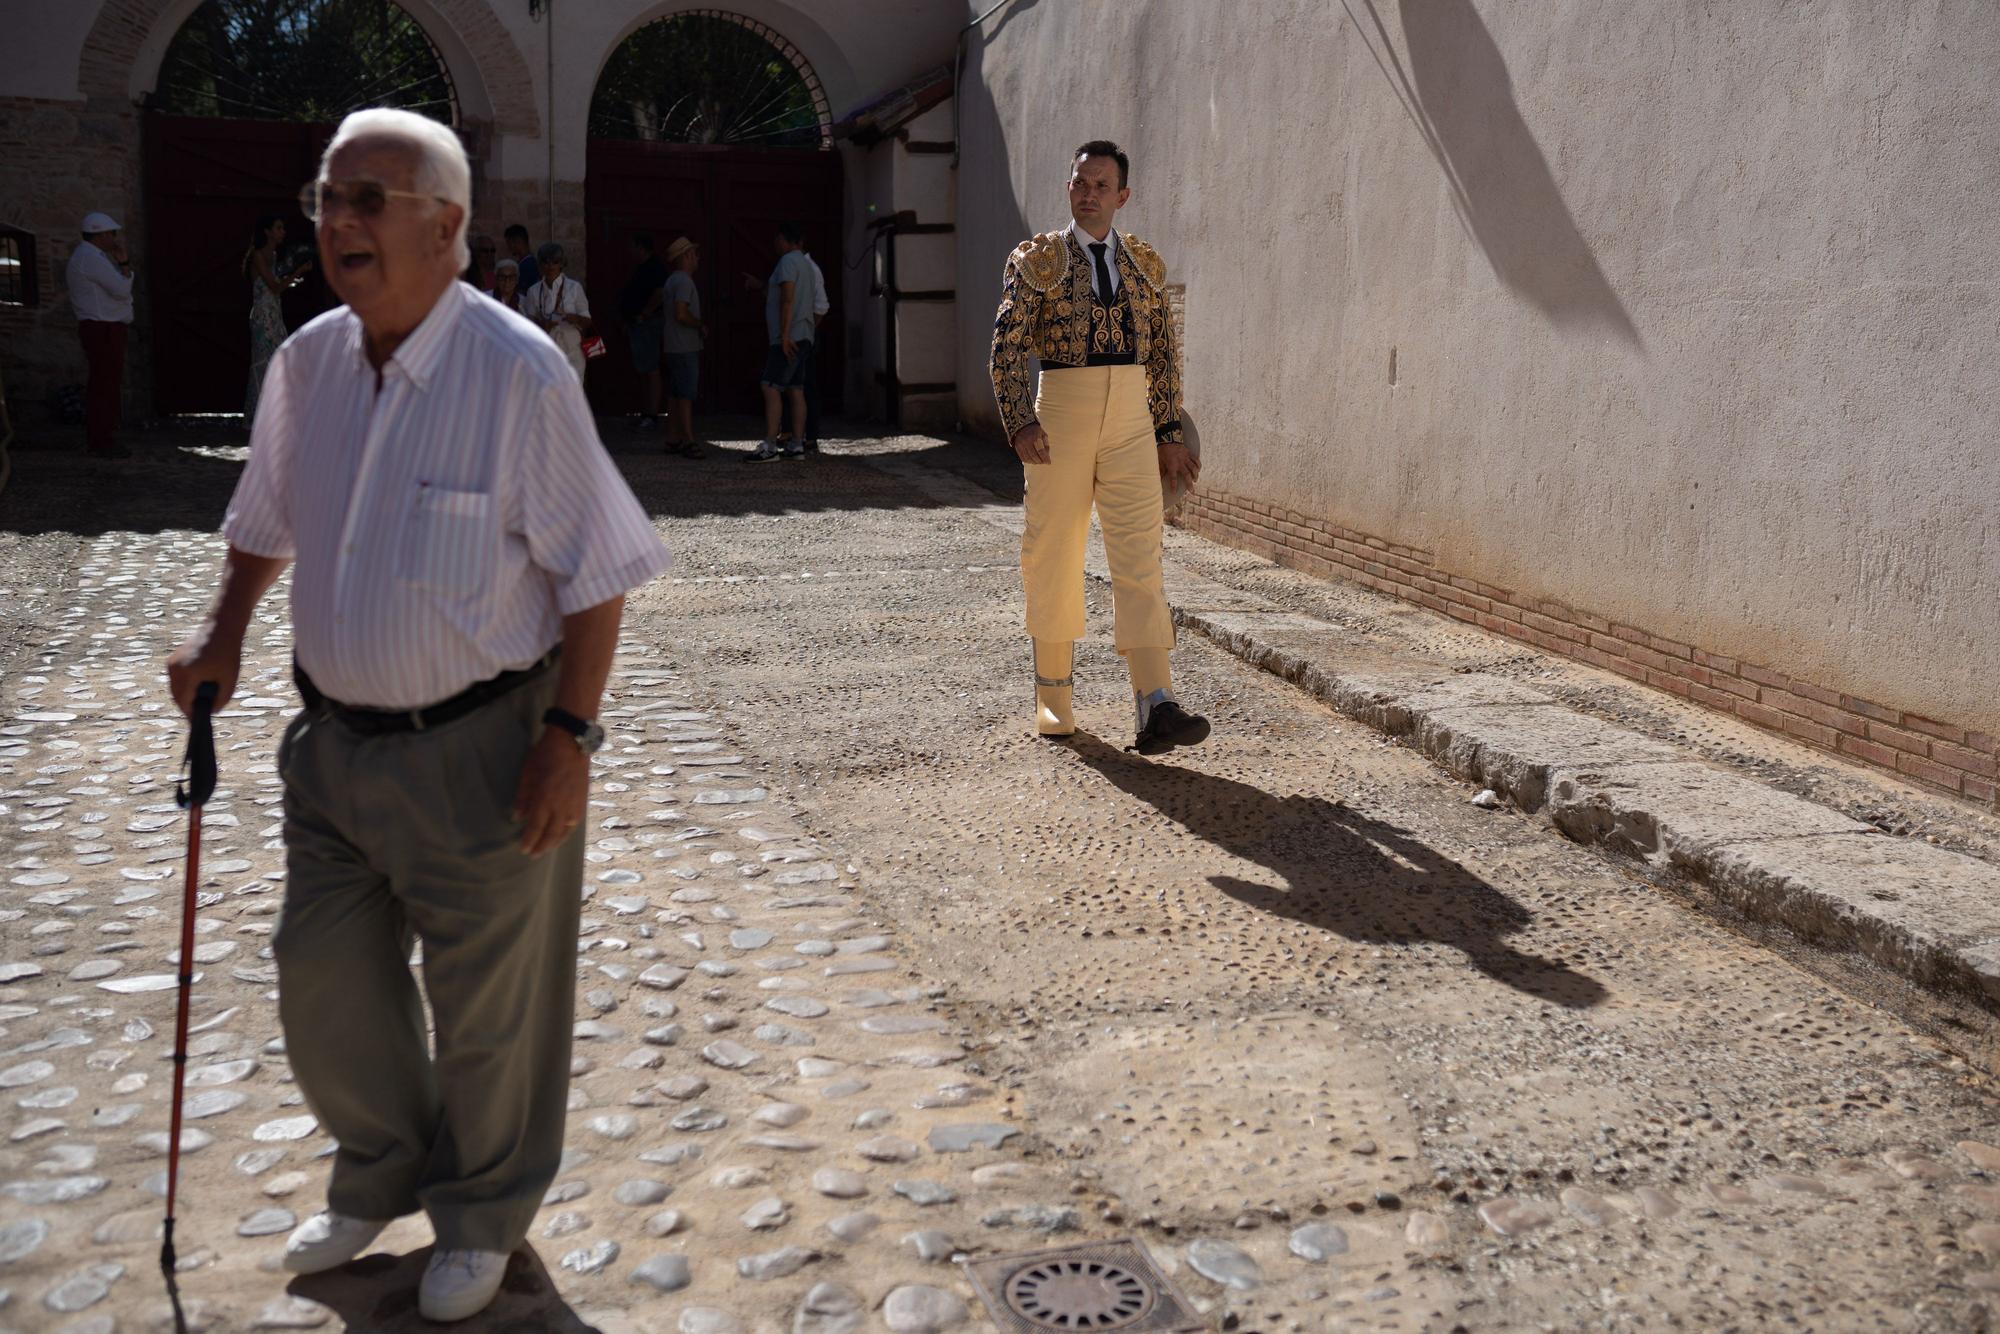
[
  {"x1": 800, "y1": 244, "x2": 831, "y2": 454},
  {"x1": 491, "y1": 257, "x2": 521, "y2": 314},
  {"x1": 504, "y1": 223, "x2": 539, "y2": 293},
  {"x1": 617, "y1": 233, "x2": 668, "y2": 431},
  {"x1": 66, "y1": 212, "x2": 136, "y2": 459},
  {"x1": 743, "y1": 222, "x2": 818, "y2": 463},
  {"x1": 245, "y1": 213, "x2": 314, "y2": 426},
  {"x1": 523, "y1": 242, "x2": 590, "y2": 382},
  {"x1": 659, "y1": 236, "x2": 705, "y2": 458},
  {"x1": 462, "y1": 234, "x2": 498, "y2": 294}
]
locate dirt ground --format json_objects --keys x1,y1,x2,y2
[{"x1": 2, "y1": 422, "x2": 1998, "y2": 1332}]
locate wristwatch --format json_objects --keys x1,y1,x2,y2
[{"x1": 543, "y1": 706, "x2": 606, "y2": 755}]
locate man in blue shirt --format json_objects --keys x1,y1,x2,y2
[
  {"x1": 503, "y1": 223, "x2": 539, "y2": 294},
  {"x1": 745, "y1": 221, "x2": 819, "y2": 463}
]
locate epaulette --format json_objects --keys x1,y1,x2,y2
[
  {"x1": 1009, "y1": 232, "x2": 1069, "y2": 293},
  {"x1": 1121, "y1": 233, "x2": 1166, "y2": 290}
]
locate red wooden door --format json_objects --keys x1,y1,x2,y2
[
  {"x1": 143, "y1": 114, "x2": 338, "y2": 415},
  {"x1": 584, "y1": 140, "x2": 843, "y2": 416}
]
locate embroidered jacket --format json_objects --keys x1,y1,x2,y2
[{"x1": 989, "y1": 229, "x2": 1183, "y2": 445}]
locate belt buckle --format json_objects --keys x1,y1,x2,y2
[{"x1": 407, "y1": 709, "x2": 427, "y2": 732}]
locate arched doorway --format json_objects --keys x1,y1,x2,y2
[
  {"x1": 143, "y1": 0, "x2": 458, "y2": 414},
  {"x1": 585, "y1": 10, "x2": 844, "y2": 416}
]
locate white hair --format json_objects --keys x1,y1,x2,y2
[{"x1": 322, "y1": 107, "x2": 472, "y2": 268}]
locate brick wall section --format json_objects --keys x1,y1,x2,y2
[
  {"x1": 1174, "y1": 486, "x2": 1999, "y2": 807},
  {"x1": 0, "y1": 95, "x2": 144, "y2": 422}
]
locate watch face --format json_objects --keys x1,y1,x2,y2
[{"x1": 580, "y1": 723, "x2": 607, "y2": 754}]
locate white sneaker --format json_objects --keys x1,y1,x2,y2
[
  {"x1": 281, "y1": 1210, "x2": 389, "y2": 1274},
  {"x1": 744, "y1": 440, "x2": 782, "y2": 463},
  {"x1": 419, "y1": 1248, "x2": 510, "y2": 1322}
]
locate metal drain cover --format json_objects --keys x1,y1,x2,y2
[{"x1": 966, "y1": 1237, "x2": 1205, "y2": 1333}]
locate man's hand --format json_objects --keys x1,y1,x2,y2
[
  {"x1": 512, "y1": 728, "x2": 589, "y2": 857},
  {"x1": 1159, "y1": 441, "x2": 1201, "y2": 491},
  {"x1": 781, "y1": 334, "x2": 798, "y2": 359},
  {"x1": 166, "y1": 623, "x2": 245, "y2": 717},
  {"x1": 1012, "y1": 422, "x2": 1051, "y2": 466}
]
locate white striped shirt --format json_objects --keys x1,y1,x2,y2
[{"x1": 222, "y1": 280, "x2": 671, "y2": 710}]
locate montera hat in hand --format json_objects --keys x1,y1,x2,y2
[{"x1": 82, "y1": 212, "x2": 123, "y2": 234}]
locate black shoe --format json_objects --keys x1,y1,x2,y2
[{"x1": 1132, "y1": 700, "x2": 1210, "y2": 755}]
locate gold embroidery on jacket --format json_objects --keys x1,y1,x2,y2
[{"x1": 989, "y1": 230, "x2": 1183, "y2": 445}]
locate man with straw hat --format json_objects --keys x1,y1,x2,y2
[{"x1": 660, "y1": 234, "x2": 706, "y2": 457}]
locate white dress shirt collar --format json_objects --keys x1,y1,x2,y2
[
  {"x1": 345, "y1": 278, "x2": 467, "y2": 391},
  {"x1": 1065, "y1": 221, "x2": 1122, "y2": 299},
  {"x1": 1066, "y1": 220, "x2": 1120, "y2": 259}
]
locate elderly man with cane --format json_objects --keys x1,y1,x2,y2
[{"x1": 165, "y1": 107, "x2": 669, "y2": 1322}]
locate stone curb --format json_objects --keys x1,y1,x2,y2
[
  {"x1": 859, "y1": 448, "x2": 2000, "y2": 1015},
  {"x1": 1176, "y1": 607, "x2": 2000, "y2": 1013}
]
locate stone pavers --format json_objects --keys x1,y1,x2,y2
[
  {"x1": 12, "y1": 432, "x2": 2000, "y2": 1331},
  {"x1": 0, "y1": 527, "x2": 1077, "y2": 1330}
]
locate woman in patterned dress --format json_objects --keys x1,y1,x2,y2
[{"x1": 243, "y1": 214, "x2": 311, "y2": 425}]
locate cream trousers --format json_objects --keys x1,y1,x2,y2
[{"x1": 1022, "y1": 364, "x2": 1176, "y2": 651}]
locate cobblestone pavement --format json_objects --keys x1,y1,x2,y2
[{"x1": 2, "y1": 427, "x2": 2000, "y2": 1332}]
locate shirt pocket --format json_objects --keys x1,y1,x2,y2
[{"x1": 399, "y1": 486, "x2": 497, "y2": 597}]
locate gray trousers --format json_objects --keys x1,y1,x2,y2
[{"x1": 273, "y1": 664, "x2": 580, "y2": 1252}]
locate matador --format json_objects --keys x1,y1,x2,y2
[{"x1": 989, "y1": 139, "x2": 1210, "y2": 754}]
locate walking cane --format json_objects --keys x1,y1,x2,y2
[{"x1": 162, "y1": 679, "x2": 218, "y2": 1334}]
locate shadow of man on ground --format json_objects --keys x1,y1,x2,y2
[
  {"x1": 287, "y1": 1245, "x2": 599, "y2": 1332},
  {"x1": 1067, "y1": 733, "x2": 1608, "y2": 1009}
]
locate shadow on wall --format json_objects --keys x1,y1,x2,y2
[{"x1": 1347, "y1": 0, "x2": 1642, "y2": 349}]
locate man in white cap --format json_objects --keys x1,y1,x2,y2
[{"x1": 66, "y1": 212, "x2": 135, "y2": 458}]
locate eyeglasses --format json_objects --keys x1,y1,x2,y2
[{"x1": 298, "y1": 178, "x2": 446, "y2": 223}]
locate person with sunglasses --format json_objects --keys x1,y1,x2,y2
[
  {"x1": 522, "y1": 241, "x2": 591, "y2": 381},
  {"x1": 167, "y1": 108, "x2": 669, "y2": 1324}
]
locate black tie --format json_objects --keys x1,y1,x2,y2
[{"x1": 1089, "y1": 241, "x2": 1114, "y2": 305}]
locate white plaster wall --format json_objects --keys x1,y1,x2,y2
[
  {"x1": 955, "y1": 0, "x2": 2000, "y2": 736},
  {"x1": 896, "y1": 232, "x2": 956, "y2": 292},
  {"x1": 897, "y1": 300, "x2": 956, "y2": 384},
  {"x1": 892, "y1": 151, "x2": 956, "y2": 226}
]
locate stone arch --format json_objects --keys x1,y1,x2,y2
[
  {"x1": 590, "y1": 7, "x2": 833, "y2": 147},
  {"x1": 595, "y1": 0, "x2": 860, "y2": 115},
  {"x1": 80, "y1": 0, "x2": 542, "y2": 137}
]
